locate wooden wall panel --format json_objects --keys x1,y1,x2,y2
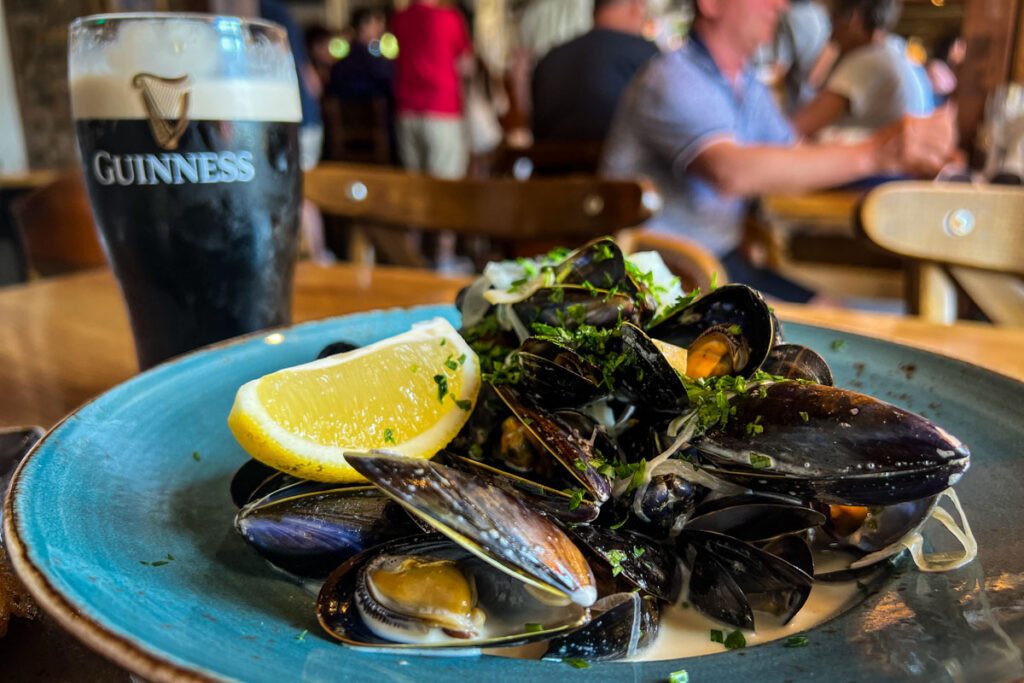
[{"x1": 958, "y1": 0, "x2": 1020, "y2": 155}]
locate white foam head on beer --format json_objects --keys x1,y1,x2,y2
[{"x1": 70, "y1": 15, "x2": 302, "y2": 123}]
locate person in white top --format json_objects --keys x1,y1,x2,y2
[{"x1": 791, "y1": 0, "x2": 935, "y2": 140}]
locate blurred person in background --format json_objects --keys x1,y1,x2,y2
[
  {"x1": 327, "y1": 9, "x2": 392, "y2": 104},
  {"x1": 770, "y1": 0, "x2": 832, "y2": 113},
  {"x1": 392, "y1": 0, "x2": 474, "y2": 179},
  {"x1": 791, "y1": 0, "x2": 933, "y2": 139},
  {"x1": 306, "y1": 26, "x2": 336, "y2": 96},
  {"x1": 531, "y1": 0, "x2": 659, "y2": 142},
  {"x1": 261, "y1": 0, "x2": 331, "y2": 262},
  {"x1": 928, "y1": 31, "x2": 966, "y2": 106},
  {"x1": 602, "y1": 0, "x2": 956, "y2": 303}
]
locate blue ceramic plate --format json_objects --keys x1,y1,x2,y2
[{"x1": 6, "y1": 305, "x2": 1024, "y2": 683}]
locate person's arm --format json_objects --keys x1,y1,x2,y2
[
  {"x1": 691, "y1": 107, "x2": 957, "y2": 197},
  {"x1": 790, "y1": 90, "x2": 849, "y2": 138}
]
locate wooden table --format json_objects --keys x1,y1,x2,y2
[
  {"x1": 1, "y1": 261, "x2": 1022, "y2": 430},
  {"x1": 2, "y1": 261, "x2": 1023, "y2": 679}
]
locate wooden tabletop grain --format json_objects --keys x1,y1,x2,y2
[{"x1": 1, "y1": 261, "x2": 1022, "y2": 429}]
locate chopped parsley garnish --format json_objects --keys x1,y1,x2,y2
[
  {"x1": 191, "y1": 451, "x2": 201, "y2": 462},
  {"x1": 453, "y1": 398, "x2": 472, "y2": 411},
  {"x1": 468, "y1": 443, "x2": 484, "y2": 459},
  {"x1": 724, "y1": 630, "x2": 746, "y2": 649},
  {"x1": 410, "y1": 364, "x2": 420, "y2": 373},
  {"x1": 433, "y1": 374, "x2": 448, "y2": 402},
  {"x1": 831, "y1": 339, "x2": 846, "y2": 351},
  {"x1": 566, "y1": 487, "x2": 586, "y2": 510},
  {"x1": 631, "y1": 545, "x2": 646, "y2": 559},
  {"x1": 563, "y1": 658, "x2": 590, "y2": 669},
  {"x1": 745, "y1": 415, "x2": 764, "y2": 436},
  {"x1": 594, "y1": 242, "x2": 616, "y2": 262},
  {"x1": 140, "y1": 553, "x2": 174, "y2": 567},
  {"x1": 750, "y1": 453, "x2": 774, "y2": 469},
  {"x1": 383, "y1": 428, "x2": 395, "y2": 444},
  {"x1": 799, "y1": 411, "x2": 810, "y2": 423},
  {"x1": 727, "y1": 324, "x2": 742, "y2": 336},
  {"x1": 445, "y1": 355, "x2": 459, "y2": 371},
  {"x1": 709, "y1": 272, "x2": 719, "y2": 290},
  {"x1": 669, "y1": 671, "x2": 689, "y2": 683},
  {"x1": 295, "y1": 629, "x2": 308, "y2": 642},
  {"x1": 440, "y1": 339, "x2": 446, "y2": 346},
  {"x1": 548, "y1": 287, "x2": 566, "y2": 303},
  {"x1": 710, "y1": 629, "x2": 724, "y2": 643},
  {"x1": 607, "y1": 549, "x2": 628, "y2": 576},
  {"x1": 573, "y1": 458, "x2": 588, "y2": 472},
  {"x1": 785, "y1": 636, "x2": 809, "y2": 648},
  {"x1": 525, "y1": 622, "x2": 545, "y2": 633}
]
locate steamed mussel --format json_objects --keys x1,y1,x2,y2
[{"x1": 229, "y1": 237, "x2": 977, "y2": 661}]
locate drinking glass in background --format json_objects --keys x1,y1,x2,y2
[
  {"x1": 980, "y1": 83, "x2": 1024, "y2": 184},
  {"x1": 68, "y1": 13, "x2": 302, "y2": 370}
]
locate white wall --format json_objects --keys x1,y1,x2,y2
[{"x1": 0, "y1": 0, "x2": 27, "y2": 173}]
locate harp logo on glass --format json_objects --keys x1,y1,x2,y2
[{"x1": 90, "y1": 72, "x2": 256, "y2": 187}]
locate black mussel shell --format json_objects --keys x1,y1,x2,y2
[
  {"x1": 317, "y1": 533, "x2": 590, "y2": 649},
  {"x1": 570, "y1": 525, "x2": 681, "y2": 603},
  {"x1": 448, "y1": 384, "x2": 508, "y2": 457},
  {"x1": 615, "y1": 323, "x2": 689, "y2": 413},
  {"x1": 679, "y1": 529, "x2": 813, "y2": 628},
  {"x1": 438, "y1": 452, "x2": 601, "y2": 523},
  {"x1": 824, "y1": 496, "x2": 939, "y2": 554},
  {"x1": 693, "y1": 382, "x2": 971, "y2": 506},
  {"x1": 684, "y1": 546, "x2": 754, "y2": 630},
  {"x1": 347, "y1": 453, "x2": 597, "y2": 606},
  {"x1": 685, "y1": 495, "x2": 825, "y2": 542},
  {"x1": 230, "y1": 458, "x2": 283, "y2": 508},
  {"x1": 554, "y1": 238, "x2": 657, "y2": 320},
  {"x1": 635, "y1": 472, "x2": 708, "y2": 537},
  {"x1": 235, "y1": 483, "x2": 418, "y2": 577},
  {"x1": 494, "y1": 385, "x2": 613, "y2": 503},
  {"x1": 516, "y1": 338, "x2": 605, "y2": 408},
  {"x1": 761, "y1": 535, "x2": 814, "y2": 577},
  {"x1": 761, "y1": 344, "x2": 833, "y2": 385},
  {"x1": 513, "y1": 286, "x2": 641, "y2": 331},
  {"x1": 316, "y1": 341, "x2": 360, "y2": 360},
  {"x1": 648, "y1": 284, "x2": 774, "y2": 377},
  {"x1": 543, "y1": 592, "x2": 661, "y2": 662}
]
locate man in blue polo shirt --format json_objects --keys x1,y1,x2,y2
[{"x1": 602, "y1": 0, "x2": 955, "y2": 301}]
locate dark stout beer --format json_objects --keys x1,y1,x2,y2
[
  {"x1": 75, "y1": 118, "x2": 300, "y2": 368},
  {"x1": 70, "y1": 14, "x2": 302, "y2": 369}
]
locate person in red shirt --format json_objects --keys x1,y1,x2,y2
[{"x1": 391, "y1": 0, "x2": 474, "y2": 179}]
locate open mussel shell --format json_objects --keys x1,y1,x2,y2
[
  {"x1": 317, "y1": 534, "x2": 590, "y2": 649},
  {"x1": 438, "y1": 452, "x2": 600, "y2": 523},
  {"x1": 648, "y1": 284, "x2": 774, "y2": 377},
  {"x1": 678, "y1": 529, "x2": 813, "y2": 629},
  {"x1": 813, "y1": 495, "x2": 940, "y2": 580},
  {"x1": 569, "y1": 525, "x2": 681, "y2": 603},
  {"x1": 615, "y1": 323, "x2": 689, "y2": 413},
  {"x1": 685, "y1": 495, "x2": 826, "y2": 542},
  {"x1": 235, "y1": 481, "x2": 419, "y2": 578},
  {"x1": 513, "y1": 285, "x2": 641, "y2": 331},
  {"x1": 553, "y1": 238, "x2": 658, "y2": 319},
  {"x1": 516, "y1": 338, "x2": 605, "y2": 408},
  {"x1": 347, "y1": 453, "x2": 597, "y2": 607},
  {"x1": 761, "y1": 343, "x2": 833, "y2": 385},
  {"x1": 693, "y1": 382, "x2": 971, "y2": 506},
  {"x1": 542, "y1": 592, "x2": 661, "y2": 662},
  {"x1": 493, "y1": 385, "x2": 613, "y2": 503}
]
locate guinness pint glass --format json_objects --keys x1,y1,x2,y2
[{"x1": 69, "y1": 14, "x2": 302, "y2": 369}]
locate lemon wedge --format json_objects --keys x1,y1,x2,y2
[{"x1": 228, "y1": 318, "x2": 480, "y2": 483}]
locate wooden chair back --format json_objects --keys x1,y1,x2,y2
[
  {"x1": 489, "y1": 140, "x2": 605, "y2": 179},
  {"x1": 305, "y1": 163, "x2": 660, "y2": 266},
  {"x1": 859, "y1": 181, "x2": 1024, "y2": 325},
  {"x1": 12, "y1": 172, "x2": 106, "y2": 277},
  {"x1": 322, "y1": 97, "x2": 392, "y2": 165}
]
